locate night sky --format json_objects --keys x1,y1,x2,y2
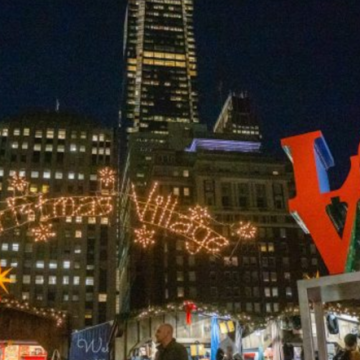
[{"x1": 1, "y1": 1, "x2": 360, "y2": 186}]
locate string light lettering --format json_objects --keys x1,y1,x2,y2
[
  {"x1": 9, "y1": 174, "x2": 28, "y2": 193},
  {"x1": 131, "y1": 183, "x2": 229, "y2": 254},
  {"x1": 234, "y1": 221, "x2": 257, "y2": 240},
  {"x1": 99, "y1": 167, "x2": 116, "y2": 189}
]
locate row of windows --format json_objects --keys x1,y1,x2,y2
[
  {"x1": 1, "y1": 128, "x2": 110, "y2": 142},
  {"x1": 22, "y1": 275, "x2": 94, "y2": 286},
  {"x1": 0, "y1": 169, "x2": 98, "y2": 181},
  {"x1": 22, "y1": 292, "x2": 107, "y2": 302}
]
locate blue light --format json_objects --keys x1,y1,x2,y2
[{"x1": 185, "y1": 139, "x2": 261, "y2": 153}]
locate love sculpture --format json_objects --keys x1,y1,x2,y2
[{"x1": 282, "y1": 130, "x2": 360, "y2": 274}]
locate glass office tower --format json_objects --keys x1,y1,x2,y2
[{"x1": 121, "y1": 0, "x2": 199, "y2": 133}]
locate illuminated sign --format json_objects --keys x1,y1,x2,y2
[{"x1": 282, "y1": 131, "x2": 360, "y2": 274}]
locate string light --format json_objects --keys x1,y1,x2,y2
[
  {"x1": 0, "y1": 266, "x2": 12, "y2": 293},
  {"x1": 0, "y1": 296, "x2": 67, "y2": 327},
  {"x1": 131, "y1": 183, "x2": 229, "y2": 254},
  {"x1": 9, "y1": 173, "x2": 29, "y2": 193},
  {"x1": 99, "y1": 167, "x2": 116, "y2": 189},
  {"x1": 32, "y1": 223, "x2": 56, "y2": 242},
  {"x1": 234, "y1": 221, "x2": 257, "y2": 240},
  {"x1": 134, "y1": 225, "x2": 156, "y2": 248}
]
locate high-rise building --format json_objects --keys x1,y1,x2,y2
[
  {"x1": 121, "y1": 0, "x2": 199, "y2": 134},
  {"x1": 214, "y1": 91, "x2": 262, "y2": 142},
  {"x1": 0, "y1": 112, "x2": 118, "y2": 329},
  {"x1": 119, "y1": 123, "x2": 328, "y2": 313}
]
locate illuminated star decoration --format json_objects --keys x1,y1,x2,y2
[
  {"x1": 32, "y1": 223, "x2": 56, "y2": 242},
  {"x1": 134, "y1": 225, "x2": 156, "y2": 248},
  {"x1": 0, "y1": 266, "x2": 12, "y2": 294},
  {"x1": 234, "y1": 221, "x2": 257, "y2": 240},
  {"x1": 188, "y1": 205, "x2": 211, "y2": 224},
  {"x1": 99, "y1": 168, "x2": 116, "y2": 189},
  {"x1": 9, "y1": 173, "x2": 28, "y2": 193}
]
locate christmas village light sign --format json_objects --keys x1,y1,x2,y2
[
  {"x1": 131, "y1": 182, "x2": 229, "y2": 254},
  {"x1": 282, "y1": 130, "x2": 360, "y2": 274}
]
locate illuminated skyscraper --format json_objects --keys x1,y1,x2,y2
[{"x1": 121, "y1": 0, "x2": 199, "y2": 134}]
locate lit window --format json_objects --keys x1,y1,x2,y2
[
  {"x1": 36, "y1": 261, "x2": 45, "y2": 269},
  {"x1": 1, "y1": 129, "x2": 8, "y2": 136},
  {"x1": 177, "y1": 287, "x2": 184, "y2": 298},
  {"x1": 22, "y1": 142, "x2": 28, "y2": 150},
  {"x1": 98, "y1": 294, "x2": 107, "y2": 302},
  {"x1": 184, "y1": 187, "x2": 190, "y2": 196},
  {"x1": 63, "y1": 276, "x2": 70, "y2": 285},
  {"x1": 35, "y1": 275, "x2": 44, "y2": 285},
  {"x1": 88, "y1": 217, "x2": 96, "y2": 224},
  {"x1": 45, "y1": 144, "x2": 53, "y2": 151},
  {"x1": 58, "y1": 130, "x2": 66, "y2": 139},
  {"x1": 286, "y1": 287, "x2": 293, "y2": 297},
  {"x1": 65, "y1": 217, "x2": 72, "y2": 223},
  {"x1": 99, "y1": 134, "x2": 105, "y2": 141},
  {"x1": 13, "y1": 129, "x2": 20, "y2": 136},
  {"x1": 92, "y1": 135, "x2": 98, "y2": 141},
  {"x1": 24, "y1": 128, "x2": 30, "y2": 136},
  {"x1": 80, "y1": 132, "x2": 87, "y2": 139},
  {"x1": 73, "y1": 276, "x2": 80, "y2": 285},
  {"x1": 46, "y1": 129, "x2": 54, "y2": 138},
  {"x1": 23, "y1": 275, "x2": 31, "y2": 284},
  {"x1": 63, "y1": 294, "x2": 69, "y2": 301},
  {"x1": 78, "y1": 173, "x2": 84, "y2": 180},
  {"x1": 55, "y1": 171, "x2": 63, "y2": 179},
  {"x1": 1, "y1": 243, "x2": 8, "y2": 251},
  {"x1": 31, "y1": 171, "x2": 39, "y2": 178},
  {"x1": 0, "y1": 259, "x2": 7, "y2": 266},
  {"x1": 35, "y1": 130, "x2": 43, "y2": 138},
  {"x1": 92, "y1": 148, "x2": 97, "y2": 155},
  {"x1": 49, "y1": 261, "x2": 57, "y2": 269},
  {"x1": 173, "y1": 187, "x2": 180, "y2": 196},
  {"x1": 49, "y1": 276, "x2": 57, "y2": 285},
  {"x1": 101, "y1": 217, "x2": 109, "y2": 225},
  {"x1": 76, "y1": 217, "x2": 82, "y2": 223},
  {"x1": 63, "y1": 261, "x2": 71, "y2": 269},
  {"x1": 22, "y1": 292, "x2": 30, "y2": 300},
  {"x1": 33, "y1": 144, "x2": 41, "y2": 151},
  {"x1": 70, "y1": 144, "x2": 77, "y2": 152},
  {"x1": 86, "y1": 277, "x2": 94, "y2": 286},
  {"x1": 42, "y1": 185, "x2": 49, "y2": 193},
  {"x1": 74, "y1": 245, "x2": 81, "y2": 254},
  {"x1": 0, "y1": 169, "x2": 3, "y2": 177},
  {"x1": 30, "y1": 185, "x2": 38, "y2": 193},
  {"x1": 11, "y1": 142, "x2": 18, "y2": 149},
  {"x1": 80, "y1": 145, "x2": 86, "y2": 152},
  {"x1": 183, "y1": 170, "x2": 189, "y2": 177},
  {"x1": 10, "y1": 259, "x2": 18, "y2": 267},
  {"x1": 272, "y1": 287, "x2": 279, "y2": 297},
  {"x1": 75, "y1": 230, "x2": 82, "y2": 238},
  {"x1": 68, "y1": 172, "x2": 75, "y2": 180},
  {"x1": 43, "y1": 170, "x2": 51, "y2": 179},
  {"x1": 12, "y1": 243, "x2": 19, "y2": 251},
  {"x1": 57, "y1": 145, "x2": 65, "y2": 152}
]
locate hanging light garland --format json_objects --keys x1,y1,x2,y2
[{"x1": 0, "y1": 296, "x2": 67, "y2": 327}]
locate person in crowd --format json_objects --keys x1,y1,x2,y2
[
  {"x1": 155, "y1": 323, "x2": 188, "y2": 360},
  {"x1": 224, "y1": 346, "x2": 234, "y2": 360},
  {"x1": 216, "y1": 348, "x2": 225, "y2": 360},
  {"x1": 334, "y1": 333, "x2": 360, "y2": 360}
]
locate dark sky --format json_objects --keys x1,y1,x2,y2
[{"x1": 1, "y1": 1, "x2": 360, "y2": 186}]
